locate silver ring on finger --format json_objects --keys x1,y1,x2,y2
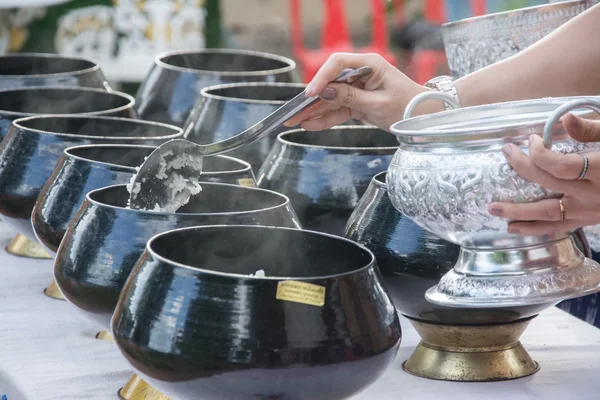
[
  {"x1": 559, "y1": 199, "x2": 566, "y2": 222},
  {"x1": 577, "y1": 154, "x2": 589, "y2": 180}
]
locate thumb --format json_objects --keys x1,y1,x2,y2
[
  {"x1": 318, "y1": 82, "x2": 375, "y2": 113},
  {"x1": 563, "y1": 113, "x2": 600, "y2": 142}
]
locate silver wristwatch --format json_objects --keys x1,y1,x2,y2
[{"x1": 424, "y1": 76, "x2": 461, "y2": 110}]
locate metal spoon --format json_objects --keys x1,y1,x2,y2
[{"x1": 127, "y1": 66, "x2": 373, "y2": 211}]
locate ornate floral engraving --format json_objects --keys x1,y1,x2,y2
[
  {"x1": 432, "y1": 257, "x2": 600, "y2": 304},
  {"x1": 443, "y1": 2, "x2": 589, "y2": 78},
  {"x1": 387, "y1": 140, "x2": 600, "y2": 246}
]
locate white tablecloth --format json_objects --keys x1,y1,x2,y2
[{"x1": 0, "y1": 224, "x2": 599, "y2": 399}]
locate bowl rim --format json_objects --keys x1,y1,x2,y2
[
  {"x1": 86, "y1": 182, "x2": 289, "y2": 216},
  {"x1": 63, "y1": 144, "x2": 156, "y2": 171},
  {"x1": 200, "y1": 82, "x2": 306, "y2": 105},
  {"x1": 372, "y1": 171, "x2": 387, "y2": 187},
  {"x1": 154, "y1": 48, "x2": 297, "y2": 77},
  {"x1": 0, "y1": 86, "x2": 135, "y2": 118},
  {"x1": 144, "y1": 224, "x2": 377, "y2": 280},
  {"x1": 390, "y1": 96, "x2": 600, "y2": 145},
  {"x1": 442, "y1": 0, "x2": 587, "y2": 30},
  {"x1": 0, "y1": 52, "x2": 103, "y2": 79},
  {"x1": 64, "y1": 145, "x2": 252, "y2": 173},
  {"x1": 12, "y1": 115, "x2": 183, "y2": 141},
  {"x1": 277, "y1": 125, "x2": 399, "y2": 151}
]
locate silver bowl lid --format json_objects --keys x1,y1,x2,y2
[{"x1": 390, "y1": 95, "x2": 600, "y2": 147}]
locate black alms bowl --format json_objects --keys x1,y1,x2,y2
[
  {"x1": 0, "y1": 53, "x2": 108, "y2": 90},
  {"x1": 0, "y1": 116, "x2": 182, "y2": 242},
  {"x1": 183, "y1": 82, "x2": 305, "y2": 173},
  {"x1": 256, "y1": 126, "x2": 398, "y2": 236},
  {"x1": 54, "y1": 183, "x2": 301, "y2": 332},
  {"x1": 32, "y1": 143, "x2": 253, "y2": 257},
  {"x1": 135, "y1": 49, "x2": 298, "y2": 127},
  {"x1": 0, "y1": 86, "x2": 135, "y2": 139},
  {"x1": 111, "y1": 225, "x2": 401, "y2": 400},
  {"x1": 345, "y1": 172, "x2": 594, "y2": 325}
]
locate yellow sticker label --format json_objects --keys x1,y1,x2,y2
[
  {"x1": 237, "y1": 178, "x2": 255, "y2": 188},
  {"x1": 276, "y1": 281, "x2": 326, "y2": 307}
]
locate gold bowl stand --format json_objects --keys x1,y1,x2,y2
[
  {"x1": 5, "y1": 234, "x2": 65, "y2": 301},
  {"x1": 7, "y1": 233, "x2": 51, "y2": 259},
  {"x1": 403, "y1": 316, "x2": 539, "y2": 381},
  {"x1": 97, "y1": 332, "x2": 171, "y2": 399},
  {"x1": 43, "y1": 279, "x2": 65, "y2": 301},
  {"x1": 118, "y1": 375, "x2": 171, "y2": 400}
]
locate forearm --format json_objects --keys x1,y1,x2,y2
[{"x1": 454, "y1": 3, "x2": 600, "y2": 107}]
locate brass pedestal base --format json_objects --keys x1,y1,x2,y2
[
  {"x1": 43, "y1": 279, "x2": 65, "y2": 301},
  {"x1": 96, "y1": 330, "x2": 113, "y2": 341},
  {"x1": 403, "y1": 317, "x2": 540, "y2": 382},
  {"x1": 7, "y1": 234, "x2": 51, "y2": 259},
  {"x1": 118, "y1": 374, "x2": 171, "y2": 400}
]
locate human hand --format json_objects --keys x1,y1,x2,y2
[
  {"x1": 284, "y1": 53, "x2": 442, "y2": 131},
  {"x1": 488, "y1": 113, "x2": 600, "y2": 236}
]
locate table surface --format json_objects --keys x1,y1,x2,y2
[{"x1": 0, "y1": 224, "x2": 599, "y2": 400}]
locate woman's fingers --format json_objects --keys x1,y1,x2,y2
[
  {"x1": 528, "y1": 135, "x2": 590, "y2": 180},
  {"x1": 507, "y1": 219, "x2": 594, "y2": 236},
  {"x1": 305, "y1": 53, "x2": 386, "y2": 97},
  {"x1": 300, "y1": 108, "x2": 354, "y2": 131},
  {"x1": 563, "y1": 113, "x2": 600, "y2": 143},
  {"x1": 489, "y1": 197, "x2": 585, "y2": 222},
  {"x1": 285, "y1": 83, "x2": 382, "y2": 129},
  {"x1": 317, "y1": 82, "x2": 379, "y2": 111},
  {"x1": 502, "y1": 143, "x2": 589, "y2": 195},
  {"x1": 284, "y1": 101, "x2": 333, "y2": 127}
]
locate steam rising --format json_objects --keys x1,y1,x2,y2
[
  {"x1": 0, "y1": 88, "x2": 130, "y2": 115},
  {"x1": 162, "y1": 52, "x2": 291, "y2": 73},
  {"x1": 0, "y1": 55, "x2": 96, "y2": 76}
]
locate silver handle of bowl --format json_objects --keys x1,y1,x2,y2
[
  {"x1": 543, "y1": 98, "x2": 600, "y2": 148},
  {"x1": 403, "y1": 91, "x2": 461, "y2": 120}
]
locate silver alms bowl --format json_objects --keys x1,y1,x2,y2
[
  {"x1": 388, "y1": 92, "x2": 600, "y2": 249},
  {"x1": 442, "y1": 0, "x2": 590, "y2": 78},
  {"x1": 387, "y1": 92, "x2": 600, "y2": 308}
]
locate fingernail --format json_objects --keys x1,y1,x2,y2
[
  {"x1": 320, "y1": 87, "x2": 337, "y2": 101},
  {"x1": 305, "y1": 82, "x2": 316, "y2": 97},
  {"x1": 529, "y1": 135, "x2": 537, "y2": 144},
  {"x1": 502, "y1": 143, "x2": 513, "y2": 156},
  {"x1": 490, "y1": 207, "x2": 503, "y2": 217}
]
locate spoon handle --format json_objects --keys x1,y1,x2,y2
[{"x1": 202, "y1": 66, "x2": 372, "y2": 156}]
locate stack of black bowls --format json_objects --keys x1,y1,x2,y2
[{"x1": 0, "y1": 49, "x2": 408, "y2": 400}]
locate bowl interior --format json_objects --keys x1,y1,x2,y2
[
  {"x1": 0, "y1": 89, "x2": 129, "y2": 115},
  {"x1": 91, "y1": 184, "x2": 285, "y2": 214},
  {"x1": 0, "y1": 55, "x2": 96, "y2": 76},
  {"x1": 206, "y1": 85, "x2": 304, "y2": 101},
  {"x1": 17, "y1": 116, "x2": 177, "y2": 138},
  {"x1": 374, "y1": 171, "x2": 386, "y2": 184},
  {"x1": 162, "y1": 52, "x2": 291, "y2": 73},
  {"x1": 282, "y1": 128, "x2": 398, "y2": 148},
  {"x1": 150, "y1": 225, "x2": 373, "y2": 278},
  {"x1": 67, "y1": 146, "x2": 154, "y2": 168}
]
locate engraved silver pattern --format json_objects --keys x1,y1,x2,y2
[
  {"x1": 442, "y1": 1, "x2": 589, "y2": 78},
  {"x1": 387, "y1": 140, "x2": 600, "y2": 247},
  {"x1": 428, "y1": 257, "x2": 600, "y2": 307}
]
